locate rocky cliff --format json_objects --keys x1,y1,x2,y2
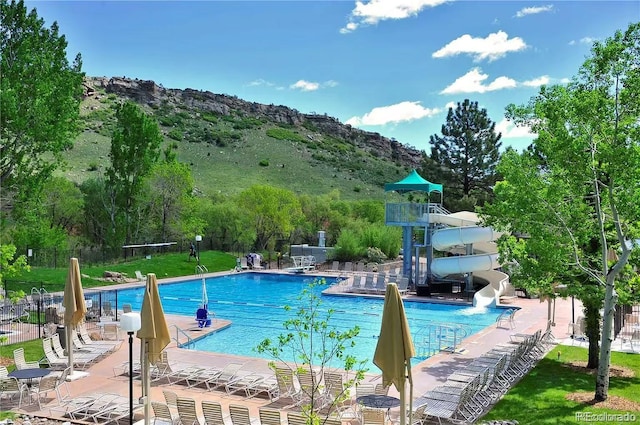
[{"x1": 86, "y1": 76, "x2": 423, "y2": 169}]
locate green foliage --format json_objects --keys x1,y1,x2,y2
[
  {"x1": 365, "y1": 247, "x2": 386, "y2": 263},
  {"x1": 143, "y1": 161, "x2": 195, "y2": 242},
  {"x1": 333, "y1": 228, "x2": 365, "y2": 261},
  {"x1": 422, "y1": 99, "x2": 502, "y2": 211},
  {"x1": 236, "y1": 185, "x2": 303, "y2": 251},
  {"x1": 482, "y1": 23, "x2": 640, "y2": 400},
  {"x1": 259, "y1": 159, "x2": 269, "y2": 167},
  {"x1": 167, "y1": 128, "x2": 183, "y2": 141},
  {"x1": 266, "y1": 127, "x2": 305, "y2": 142},
  {"x1": 255, "y1": 278, "x2": 366, "y2": 420},
  {"x1": 0, "y1": 0, "x2": 84, "y2": 195},
  {"x1": 88, "y1": 162, "x2": 99, "y2": 171},
  {"x1": 0, "y1": 244, "x2": 29, "y2": 293},
  {"x1": 106, "y1": 101, "x2": 163, "y2": 245}
]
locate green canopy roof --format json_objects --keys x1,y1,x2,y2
[{"x1": 384, "y1": 170, "x2": 443, "y2": 194}]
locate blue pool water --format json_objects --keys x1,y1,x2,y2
[{"x1": 110, "y1": 273, "x2": 505, "y2": 371}]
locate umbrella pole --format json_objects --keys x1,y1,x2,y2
[
  {"x1": 66, "y1": 324, "x2": 74, "y2": 375},
  {"x1": 400, "y1": 384, "x2": 406, "y2": 425},
  {"x1": 143, "y1": 341, "x2": 151, "y2": 425},
  {"x1": 408, "y1": 362, "x2": 413, "y2": 425}
]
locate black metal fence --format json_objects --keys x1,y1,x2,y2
[{"x1": 0, "y1": 287, "x2": 130, "y2": 346}]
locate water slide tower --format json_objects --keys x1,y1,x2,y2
[{"x1": 384, "y1": 170, "x2": 444, "y2": 295}]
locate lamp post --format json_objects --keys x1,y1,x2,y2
[
  {"x1": 195, "y1": 235, "x2": 202, "y2": 266},
  {"x1": 121, "y1": 312, "x2": 141, "y2": 425}
]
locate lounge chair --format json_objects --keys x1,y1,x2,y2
[
  {"x1": 273, "y1": 365, "x2": 305, "y2": 407},
  {"x1": 202, "y1": 362, "x2": 245, "y2": 391},
  {"x1": 229, "y1": 404, "x2": 258, "y2": 425},
  {"x1": 163, "y1": 389, "x2": 178, "y2": 409},
  {"x1": 0, "y1": 377, "x2": 29, "y2": 408},
  {"x1": 177, "y1": 397, "x2": 202, "y2": 425},
  {"x1": 360, "y1": 274, "x2": 376, "y2": 294},
  {"x1": 361, "y1": 408, "x2": 386, "y2": 425},
  {"x1": 155, "y1": 351, "x2": 204, "y2": 384},
  {"x1": 152, "y1": 401, "x2": 179, "y2": 425},
  {"x1": 239, "y1": 372, "x2": 279, "y2": 400},
  {"x1": 202, "y1": 400, "x2": 226, "y2": 425},
  {"x1": 123, "y1": 303, "x2": 133, "y2": 313},
  {"x1": 31, "y1": 374, "x2": 64, "y2": 409},
  {"x1": 396, "y1": 277, "x2": 409, "y2": 295},
  {"x1": 135, "y1": 271, "x2": 146, "y2": 281},
  {"x1": 13, "y1": 347, "x2": 40, "y2": 370},
  {"x1": 343, "y1": 262, "x2": 353, "y2": 273},
  {"x1": 259, "y1": 408, "x2": 282, "y2": 425},
  {"x1": 495, "y1": 308, "x2": 517, "y2": 329},
  {"x1": 286, "y1": 413, "x2": 307, "y2": 425},
  {"x1": 102, "y1": 301, "x2": 113, "y2": 317},
  {"x1": 323, "y1": 371, "x2": 358, "y2": 421}
]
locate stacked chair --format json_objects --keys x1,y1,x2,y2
[{"x1": 414, "y1": 329, "x2": 548, "y2": 424}]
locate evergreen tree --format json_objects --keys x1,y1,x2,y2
[{"x1": 423, "y1": 99, "x2": 501, "y2": 211}]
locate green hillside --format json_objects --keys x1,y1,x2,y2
[{"x1": 59, "y1": 78, "x2": 421, "y2": 199}]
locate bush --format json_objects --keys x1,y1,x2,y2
[
  {"x1": 333, "y1": 229, "x2": 365, "y2": 261},
  {"x1": 266, "y1": 127, "x2": 305, "y2": 142},
  {"x1": 259, "y1": 159, "x2": 269, "y2": 167},
  {"x1": 167, "y1": 129, "x2": 183, "y2": 141},
  {"x1": 87, "y1": 162, "x2": 99, "y2": 171},
  {"x1": 366, "y1": 247, "x2": 387, "y2": 263}
]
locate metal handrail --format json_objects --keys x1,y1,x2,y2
[
  {"x1": 169, "y1": 324, "x2": 194, "y2": 349},
  {"x1": 413, "y1": 322, "x2": 471, "y2": 357},
  {"x1": 196, "y1": 264, "x2": 208, "y2": 275}
]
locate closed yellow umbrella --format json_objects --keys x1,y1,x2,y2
[
  {"x1": 373, "y1": 283, "x2": 415, "y2": 425},
  {"x1": 64, "y1": 258, "x2": 87, "y2": 375},
  {"x1": 137, "y1": 273, "x2": 170, "y2": 425}
]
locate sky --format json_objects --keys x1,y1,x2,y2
[{"x1": 27, "y1": 1, "x2": 639, "y2": 153}]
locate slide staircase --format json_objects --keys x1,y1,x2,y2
[{"x1": 429, "y1": 212, "x2": 510, "y2": 308}]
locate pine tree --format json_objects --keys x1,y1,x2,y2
[{"x1": 423, "y1": 99, "x2": 501, "y2": 211}]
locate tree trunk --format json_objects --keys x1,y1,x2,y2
[
  {"x1": 595, "y1": 274, "x2": 618, "y2": 401},
  {"x1": 583, "y1": 300, "x2": 601, "y2": 369}
]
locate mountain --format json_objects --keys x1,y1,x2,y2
[{"x1": 67, "y1": 76, "x2": 425, "y2": 199}]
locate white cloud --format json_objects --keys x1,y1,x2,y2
[
  {"x1": 522, "y1": 75, "x2": 550, "y2": 87},
  {"x1": 289, "y1": 79, "x2": 339, "y2": 91},
  {"x1": 432, "y1": 31, "x2": 527, "y2": 62},
  {"x1": 496, "y1": 118, "x2": 537, "y2": 139},
  {"x1": 341, "y1": 0, "x2": 449, "y2": 33},
  {"x1": 346, "y1": 101, "x2": 440, "y2": 126},
  {"x1": 247, "y1": 78, "x2": 275, "y2": 87},
  {"x1": 515, "y1": 4, "x2": 553, "y2": 18},
  {"x1": 290, "y1": 80, "x2": 319, "y2": 91},
  {"x1": 569, "y1": 36, "x2": 596, "y2": 46},
  {"x1": 440, "y1": 68, "x2": 517, "y2": 94},
  {"x1": 441, "y1": 69, "x2": 554, "y2": 94}
]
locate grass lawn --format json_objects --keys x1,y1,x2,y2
[
  {"x1": 11, "y1": 250, "x2": 237, "y2": 291},
  {"x1": 481, "y1": 345, "x2": 640, "y2": 424}
]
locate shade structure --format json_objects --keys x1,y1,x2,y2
[
  {"x1": 137, "y1": 273, "x2": 170, "y2": 425},
  {"x1": 373, "y1": 283, "x2": 415, "y2": 425},
  {"x1": 63, "y1": 258, "x2": 87, "y2": 375},
  {"x1": 201, "y1": 278, "x2": 208, "y2": 310}
]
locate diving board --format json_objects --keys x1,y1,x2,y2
[{"x1": 286, "y1": 255, "x2": 317, "y2": 273}]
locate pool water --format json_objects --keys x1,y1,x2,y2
[{"x1": 112, "y1": 273, "x2": 505, "y2": 371}]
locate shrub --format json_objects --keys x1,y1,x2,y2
[
  {"x1": 259, "y1": 159, "x2": 269, "y2": 167},
  {"x1": 333, "y1": 229, "x2": 365, "y2": 261},
  {"x1": 366, "y1": 247, "x2": 387, "y2": 263},
  {"x1": 167, "y1": 129, "x2": 183, "y2": 141},
  {"x1": 87, "y1": 162, "x2": 99, "y2": 171},
  {"x1": 266, "y1": 127, "x2": 304, "y2": 142}
]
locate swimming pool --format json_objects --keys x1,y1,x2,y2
[{"x1": 111, "y1": 273, "x2": 505, "y2": 371}]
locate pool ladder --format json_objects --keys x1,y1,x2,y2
[
  {"x1": 170, "y1": 324, "x2": 194, "y2": 349},
  {"x1": 196, "y1": 264, "x2": 208, "y2": 275},
  {"x1": 413, "y1": 323, "x2": 471, "y2": 358}
]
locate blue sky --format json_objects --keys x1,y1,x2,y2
[{"x1": 28, "y1": 1, "x2": 639, "y2": 152}]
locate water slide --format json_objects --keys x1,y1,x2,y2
[{"x1": 428, "y1": 212, "x2": 510, "y2": 308}]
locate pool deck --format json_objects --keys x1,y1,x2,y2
[{"x1": 10, "y1": 269, "x2": 636, "y2": 423}]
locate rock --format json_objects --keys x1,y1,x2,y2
[{"x1": 103, "y1": 271, "x2": 122, "y2": 279}]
